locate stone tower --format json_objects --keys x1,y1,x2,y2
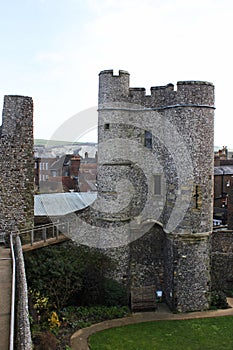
[
  {"x1": 0, "y1": 95, "x2": 34, "y2": 238},
  {"x1": 97, "y1": 70, "x2": 214, "y2": 312}
]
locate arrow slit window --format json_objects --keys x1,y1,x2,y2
[
  {"x1": 154, "y1": 175, "x2": 162, "y2": 195},
  {"x1": 144, "y1": 130, "x2": 152, "y2": 149}
]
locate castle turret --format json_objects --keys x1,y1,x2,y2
[
  {"x1": 97, "y1": 70, "x2": 214, "y2": 312},
  {"x1": 176, "y1": 80, "x2": 214, "y2": 106},
  {"x1": 98, "y1": 70, "x2": 130, "y2": 105}
]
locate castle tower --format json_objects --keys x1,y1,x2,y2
[
  {"x1": 97, "y1": 70, "x2": 214, "y2": 312},
  {"x1": 0, "y1": 95, "x2": 34, "y2": 238}
]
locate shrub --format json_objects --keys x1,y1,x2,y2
[
  {"x1": 210, "y1": 290, "x2": 229, "y2": 309},
  {"x1": 48, "y1": 311, "x2": 61, "y2": 332},
  {"x1": 33, "y1": 331, "x2": 58, "y2": 350},
  {"x1": 102, "y1": 279, "x2": 129, "y2": 306},
  {"x1": 24, "y1": 242, "x2": 115, "y2": 309},
  {"x1": 224, "y1": 289, "x2": 233, "y2": 297},
  {"x1": 60, "y1": 305, "x2": 130, "y2": 329}
]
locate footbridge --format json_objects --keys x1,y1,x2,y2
[{"x1": 0, "y1": 222, "x2": 71, "y2": 350}]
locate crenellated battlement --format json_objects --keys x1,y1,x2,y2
[
  {"x1": 98, "y1": 70, "x2": 130, "y2": 105},
  {"x1": 98, "y1": 70, "x2": 215, "y2": 108}
]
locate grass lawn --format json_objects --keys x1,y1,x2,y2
[{"x1": 88, "y1": 316, "x2": 233, "y2": 350}]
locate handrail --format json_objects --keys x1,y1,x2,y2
[
  {"x1": 9, "y1": 233, "x2": 16, "y2": 350},
  {"x1": 17, "y1": 222, "x2": 69, "y2": 247},
  {"x1": 18, "y1": 222, "x2": 59, "y2": 234}
]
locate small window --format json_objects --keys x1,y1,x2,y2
[
  {"x1": 193, "y1": 185, "x2": 201, "y2": 209},
  {"x1": 104, "y1": 123, "x2": 110, "y2": 130},
  {"x1": 154, "y1": 175, "x2": 162, "y2": 195},
  {"x1": 144, "y1": 130, "x2": 152, "y2": 149},
  {"x1": 51, "y1": 170, "x2": 57, "y2": 177}
]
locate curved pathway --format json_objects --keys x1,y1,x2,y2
[{"x1": 70, "y1": 298, "x2": 233, "y2": 350}]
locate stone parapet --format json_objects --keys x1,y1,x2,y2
[
  {"x1": 98, "y1": 70, "x2": 214, "y2": 108},
  {"x1": 14, "y1": 235, "x2": 32, "y2": 350}
]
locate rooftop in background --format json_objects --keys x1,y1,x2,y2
[
  {"x1": 214, "y1": 165, "x2": 233, "y2": 175},
  {"x1": 34, "y1": 192, "x2": 97, "y2": 216},
  {"x1": 34, "y1": 140, "x2": 97, "y2": 159}
]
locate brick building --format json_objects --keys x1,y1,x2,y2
[
  {"x1": 35, "y1": 152, "x2": 97, "y2": 193},
  {"x1": 214, "y1": 147, "x2": 233, "y2": 228}
]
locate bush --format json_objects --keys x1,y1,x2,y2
[
  {"x1": 33, "y1": 331, "x2": 58, "y2": 350},
  {"x1": 224, "y1": 289, "x2": 233, "y2": 297},
  {"x1": 79, "y1": 272, "x2": 128, "y2": 307},
  {"x1": 25, "y1": 242, "x2": 130, "y2": 349},
  {"x1": 60, "y1": 305, "x2": 130, "y2": 329},
  {"x1": 210, "y1": 290, "x2": 229, "y2": 309},
  {"x1": 24, "y1": 242, "x2": 115, "y2": 309},
  {"x1": 102, "y1": 279, "x2": 128, "y2": 306},
  {"x1": 78, "y1": 265, "x2": 105, "y2": 305}
]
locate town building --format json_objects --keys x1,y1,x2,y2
[{"x1": 214, "y1": 147, "x2": 233, "y2": 228}]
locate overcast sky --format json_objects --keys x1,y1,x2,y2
[{"x1": 1, "y1": 0, "x2": 233, "y2": 147}]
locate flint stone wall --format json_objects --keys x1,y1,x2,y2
[
  {"x1": 211, "y1": 231, "x2": 233, "y2": 291},
  {"x1": 0, "y1": 96, "x2": 34, "y2": 236},
  {"x1": 98, "y1": 70, "x2": 214, "y2": 235},
  {"x1": 164, "y1": 233, "x2": 211, "y2": 312},
  {"x1": 14, "y1": 235, "x2": 32, "y2": 350},
  {"x1": 97, "y1": 70, "x2": 214, "y2": 312}
]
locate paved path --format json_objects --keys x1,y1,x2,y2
[
  {"x1": 0, "y1": 246, "x2": 12, "y2": 350},
  {"x1": 70, "y1": 298, "x2": 233, "y2": 350}
]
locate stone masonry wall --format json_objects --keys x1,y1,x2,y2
[
  {"x1": 165, "y1": 233, "x2": 211, "y2": 312},
  {"x1": 211, "y1": 231, "x2": 233, "y2": 291},
  {"x1": 129, "y1": 224, "x2": 165, "y2": 290},
  {"x1": 98, "y1": 70, "x2": 214, "y2": 235},
  {"x1": 14, "y1": 235, "x2": 32, "y2": 350},
  {"x1": 97, "y1": 70, "x2": 215, "y2": 312},
  {"x1": 0, "y1": 96, "x2": 34, "y2": 237}
]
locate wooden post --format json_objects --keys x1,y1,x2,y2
[
  {"x1": 42, "y1": 227, "x2": 46, "y2": 242},
  {"x1": 55, "y1": 224, "x2": 59, "y2": 240},
  {"x1": 30, "y1": 229, "x2": 34, "y2": 246}
]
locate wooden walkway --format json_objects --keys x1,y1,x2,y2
[
  {"x1": 0, "y1": 246, "x2": 12, "y2": 350},
  {"x1": 22, "y1": 234, "x2": 69, "y2": 251},
  {"x1": 19, "y1": 222, "x2": 70, "y2": 252}
]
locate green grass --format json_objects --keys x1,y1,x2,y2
[{"x1": 89, "y1": 316, "x2": 233, "y2": 350}]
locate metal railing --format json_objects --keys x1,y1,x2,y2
[{"x1": 18, "y1": 222, "x2": 70, "y2": 247}]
